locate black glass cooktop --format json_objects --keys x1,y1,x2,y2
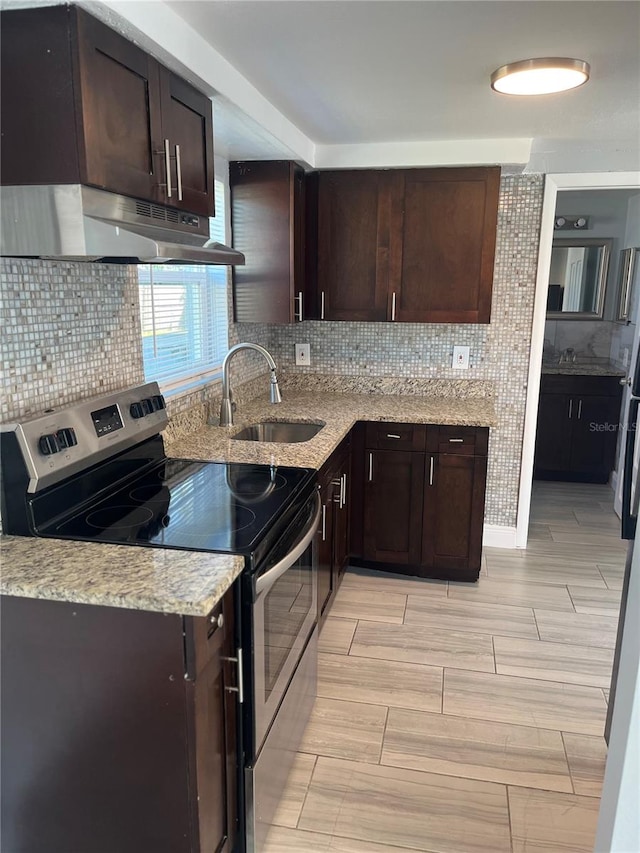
[{"x1": 41, "y1": 458, "x2": 315, "y2": 559}]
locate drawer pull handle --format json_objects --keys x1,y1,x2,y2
[
  {"x1": 368, "y1": 452, "x2": 374, "y2": 482},
  {"x1": 321, "y1": 504, "x2": 327, "y2": 541},
  {"x1": 568, "y1": 399, "x2": 573, "y2": 419},
  {"x1": 448, "y1": 438, "x2": 464, "y2": 443},
  {"x1": 386, "y1": 433, "x2": 401, "y2": 439},
  {"x1": 429, "y1": 456, "x2": 435, "y2": 486},
  {"x1": 320, "y1": 290, "x2": 326, "y2": 320},
  {"x1": 577, "y1": 399, "x2": 583, "y2": 419},
  {"x1": 391, "y1": 292, "x2": 397, "y2": 321}
]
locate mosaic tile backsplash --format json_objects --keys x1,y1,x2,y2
[
  {"x1": 245, "y1": 175, "x2": 546, "y2": 528},
  {"x1": 1, "y1": 259, "x2": 144, "y2": 421}
]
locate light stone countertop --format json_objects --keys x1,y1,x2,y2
[
  {"x1": 166, "y1": 389, "x2": 496, "y2": 470},
  {"x1": 0, "y1": 535, "x2": 244, "y2": 617},
  {"x1": 542, "y1": 362, "x2": 626, "y2": 377},
  {"x1": 1, "y1": 387, "x2": 494, "y2": 616}
]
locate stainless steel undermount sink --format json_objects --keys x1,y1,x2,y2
[{"x1": 232, "y1": 421, "x2": 325, "y2": 443}]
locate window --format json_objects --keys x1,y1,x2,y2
[{"x1": 138, "y1": 178, "x2": 229, "y2": 391}]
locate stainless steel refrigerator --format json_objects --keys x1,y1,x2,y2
[{"x1": 606, "y1": 351, "x2": 640, "y2": 742}]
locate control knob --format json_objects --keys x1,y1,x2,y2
[
  {"x1": 57, "y1": 427, "x2": 77, "y2": 449},
  {"x1": 38, "y1": 433, "x2": 61, "y2": 456}
]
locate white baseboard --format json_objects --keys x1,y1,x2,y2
[{"x1": 483, "y1": 524, "x2": 518, "y2": 549}]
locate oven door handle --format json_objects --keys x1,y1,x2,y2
[{"x1": 255, "y1": 492, "x2": 321, "y2": 597}]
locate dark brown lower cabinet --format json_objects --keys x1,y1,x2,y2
[
  {"x1": 317, "y1": 436, "x2": 351, "y2": 624},
  {"x1": 353, "y1": 423, "x2": 489, "y2": 582},
  {"x1": 1, "y1": 588, "x2": 239, "y2": 853},
  {"x1": 423, "y1": 451, "x2": 487, "y2": 578},
  {"x1": 534, "y1": 374, "x2": 623, "y2": 483},
  {"x1": 363, "y1": 448, "x2": 425, "y2": 565}
]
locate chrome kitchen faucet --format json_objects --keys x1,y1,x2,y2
[{"x1": 219, "y1": 343, "x2": 282, "y2": 426}]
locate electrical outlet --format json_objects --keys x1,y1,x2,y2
[
  {"x1": 295, "y1": 343, "x2": 311, "y2": 366},
  {"x1": 452, "y1": 345, "x2": 470, "y2": 370}
]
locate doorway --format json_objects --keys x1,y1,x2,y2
[{"x1": 517, "y1": 173, "x2": 640, "y2": 547}]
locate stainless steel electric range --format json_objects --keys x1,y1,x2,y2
[{"x1": 0, "y1": 382, "x2": 319, "y2": 853}]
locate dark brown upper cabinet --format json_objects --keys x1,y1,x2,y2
[
  {"x1": 316, "y1": 170, "x2": 391, "y2": 322},
  {"x1": 314, "y1": 166, "x2": 500, "y2": 324},
  {"x1": 0, "y1": 5, "x2": 214, "y2": 217},
  {"x1": 231, "y1": 161, "x2": 308, "y2": 323},
  {"x1": 392, "y1": 168, "x2": 500, "y2": 323}
]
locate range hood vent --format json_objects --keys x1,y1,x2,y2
[{"x1": 0, "y1": 184, "x2": 245, "y2": 266}]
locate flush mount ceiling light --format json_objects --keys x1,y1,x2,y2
[{"x1": 490, "y1": 57, "x2": 590, "y2": 95}]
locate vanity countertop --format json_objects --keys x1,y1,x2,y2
[
  {"x1": 542, "y1": 362, "x2": 626, "y2": 378},
  {"x1": 166, "y1": 388, "x2": 496, "y2": 469}
]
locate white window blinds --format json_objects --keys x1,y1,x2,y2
[{"x1": 138, "y1": 179, "x2": 229, "y2": 390}]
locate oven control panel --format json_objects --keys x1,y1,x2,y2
[{"x1": 2, "y1": 382, "x2": 168, "y2": 493}]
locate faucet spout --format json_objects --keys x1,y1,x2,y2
[{"x1": 220, "y1": 343, "x2": 282, "y2": 426}]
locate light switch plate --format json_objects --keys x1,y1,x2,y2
[
  {"x1": 452, "y1": 345, "x2": 470, "y2": 370},
  {"x1": 295, "y1": 343, "x2": 311, "y2": 366}
]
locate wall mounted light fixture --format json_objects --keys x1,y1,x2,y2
[
  {"x1": 491, "y1": 57, "x2": 590, "y2": 95},
  {"x1": 555, "y1": 216, "x2": 590, "y2": 231}
]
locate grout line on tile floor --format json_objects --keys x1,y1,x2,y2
[
  {"x1": 559, "y1": 731, "x2": 576, "y2": 795},
  {"x1": 295, "y1": 753, "x2": 319, "y2": 829}
]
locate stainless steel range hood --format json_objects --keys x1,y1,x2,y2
[{"x1": 0, "y1": 184, "x2": 245, "y2": 265}]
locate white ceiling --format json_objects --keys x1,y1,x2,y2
[{"x1": 168, "y1": 0, "x2": 640, "y2": 154}]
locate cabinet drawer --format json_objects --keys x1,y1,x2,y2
[
  {"x1": 434, "y1": 426, "x2": 488, "y2": 456},
  {"x1": 541, "y1": 374, "x2": 624, "y2": 397},
  {"x1": 365, "y1": 422, "x2": 426, "y2": 451}
]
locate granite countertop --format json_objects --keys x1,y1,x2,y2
[
  {"x1": 0, "y1": 535, "x2": 244, "y2": 617},
  {"x1": 2, "y1": 387, "x2": 494, "y2": 616},
  {"x1": 542, "y1": 362, "x2": 626, "y2": 377},
  {"x1": 166, "y1": 389, "x2": 496, "y2": 469}
]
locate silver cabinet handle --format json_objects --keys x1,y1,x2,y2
[
  {"x1": 222, "y1": 648, "x2": 244, "y2": 704},
  {"x1": 568, "y1": 399, "x2": 573, "y2": 419},
  {"x1": 577, "y1": 399, "x2": 583, "y2": 419},
  {"x1": 320, "y1": 290, "x2": 325, "y2": 320},
  {"x1": 331, "y1": 478, "x2": 341, "y2": 505},
  {"x1": 429, "y1": 456, "x2": 434, "y2": 486},
  {"x1": 368, "y1": 452, "x2": 374, "y2": 482},
  {"x1": 295, "y1": 291, "x2": 303, "y2": 322},
  {"x1": 386, "y1": 433, "x2": 401, "y2": 439},
  {"x1": 391, "y1": 292, "x2": 397, "y2": 321},
  {"x1": 163, "y1": 139, "x2": 172, "y2": 198},
  {"x1": 341, "y1": 473, "x2": 347, "y2": 509},
  {"x1": 321, "y1": 504, "x2": 327, "y2": 541},
  {"x1": 175, "y1": 144, "x2": 183, "y2": 201},
  {"x1": 449, "y1": 438, "x2": 464, "y2": 443}
]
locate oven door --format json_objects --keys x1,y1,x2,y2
[{"x1": 252, "y1": 491, "x2": 320, "y2": 754}]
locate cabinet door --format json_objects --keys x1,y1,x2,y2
[
  {"x1": 570, "y1": 395, "x2": 621, "y2": 480},
  {"x1": 74, "y1": 8, "x2": 163, "y2": 202},
  {"x1": 534, "y1": 392, "x2": 572, "y2": 474},
  {"x1": 317, "y1": 478, "x2": 337, "y2": 620},
  {"x1": 158, "y1": 67, "x2": 214, "y2": 216},
  {"x1": 423, "y1": 453, "x2": 486, "y2": 574},
  {"x1": 231, "y1": 161, "x2": 303, "y2": 323},
  {"x1": 391, "y1": 167, "x2": 500, "y2": 324},
  {"x1": 317, "y1": 170, "x2": 391, "y2": 321},
  {"x1": 191, "y1": 592, "x2": 238, "y2": 853},
  {"x1": 333, "y1": 457, "x2": 351, "y2": 583},
  {"x1": 363, "y1": 449, "x2": 424, "y2": 564}
]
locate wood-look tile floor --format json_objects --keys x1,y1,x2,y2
[{"x1": 265, "y1": 482, "x2": 624, "y2": 853}]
